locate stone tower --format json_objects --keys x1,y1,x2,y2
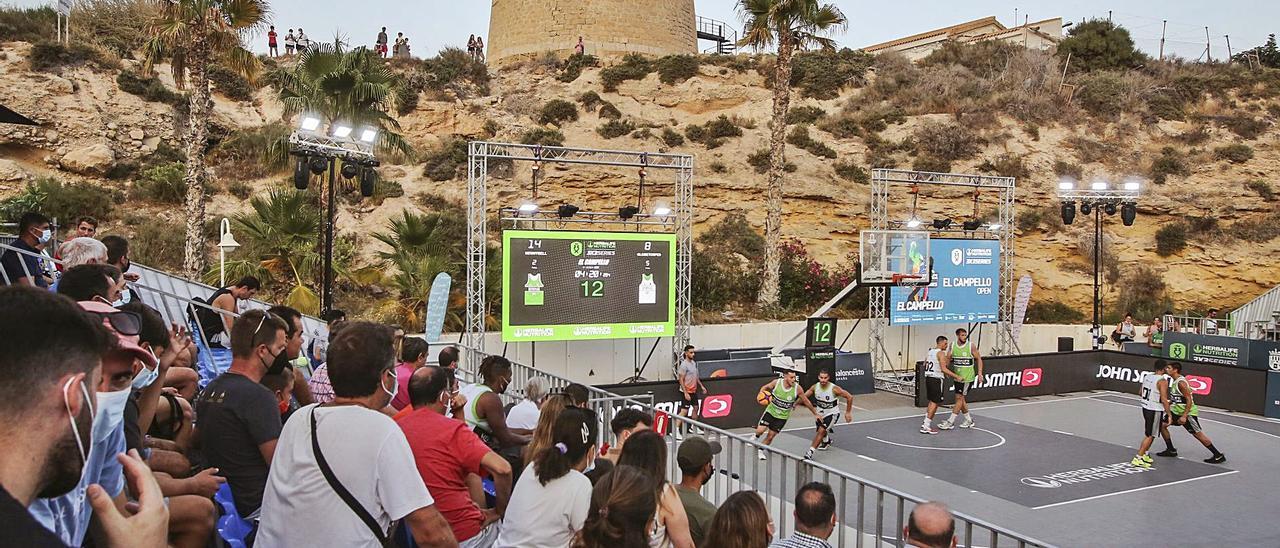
[{"x1": 487, "y1": 0, "x2": 697, "y2": 64}]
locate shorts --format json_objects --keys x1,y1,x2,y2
[
  {"x1": 815, "y1": 413, "x2": 839, "y2": 432},
  {"x1": 1177, "y1": 415, "x2": 1203, "y2": 434},
  {"x1": 924, "y1": 377, "x2": 944, "y2": 404},
  {"x1": 954, "y1": 381, "x2": 974, "y2": 397},
  {"x1": 679, "y1": 388, "x2": 702, "y2": 412},
  {"x1": 459, "y1": 521, "x2": 501, "y2": 548},
  {"x1": 1142, "y1": 408, "x2": 1168, "y2": 437},
  {"x1": 758, "y1": 411, "x2": 787, "y2": 433}
]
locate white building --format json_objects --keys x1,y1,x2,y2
[{"x1": 863, "y1": 16, "x2": 1065, "y2": 62}]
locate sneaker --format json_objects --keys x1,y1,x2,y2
[
  {"x1": 1156, "y1": 449, "x2": 1179, "y2": 457},
  {"x1": 919, "y1": 425, "x2": 939, "y2": 435},
  {"x1": 758, "y1": 449, "x2": 768, "y2": 461},
  {"x1": 674, "y1": 431, "x2": 684, "y2": 441},
  {"x1": 803, "y1": 449, "x2": 814, "y2": 460},
  {"x1": 1130, "y1": 456, "x2": 1152, "y2": 468},
  {"x1": 958, "y1": 419, "x2": 975, "y2": 429},
  {"x1": 937, "y1": 421, "x2": 954, "y2": 430},
  {"x1": 1204, "y1": 454, "x2": 1226, "y2": 464},
  {"x1": 818, "y1": 440, "x2": 832, "y2": 451},
  {"x1": 1141, "y1": 454, "x2": 1154, "y2": 464}
]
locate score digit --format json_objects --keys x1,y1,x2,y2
[{"x1": 579, "y1": 280, "x2": 605, "y2": 298}]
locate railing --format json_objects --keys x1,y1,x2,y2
[
  {"x1": 1160, "y1": 313, "x2": 1231, "y2": 337},
  {"x1": 696, "y1": 16, "x2": 738, "y2": 54},
  {"x1": 1230, "y1": 284, "x2": 1280, "y2": 339}
]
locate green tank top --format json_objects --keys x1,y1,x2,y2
[
  {"x1": 1168, "y1": 377, "x2": 1198, "y2": 416},
  {"x1": 951, "y1": 342, "x2": 976, "y2": 382},
  {"x1": 765, "y1": 381, "x2": 799, "y2": 419},
  {"x1": 1151, "y1": 330, "x2": 1164, "y2": 345}
]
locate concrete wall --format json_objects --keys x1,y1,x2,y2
[
  {"x1": 448, "y1": 322, "x2": 1098, "y2": 385},
  {"x1": 487, "y1": 0, "x2": 696, "y2": 64}
]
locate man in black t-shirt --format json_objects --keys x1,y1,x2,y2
[{"x1": 195, "y1": 309, "x2": 289, "y2": 519}]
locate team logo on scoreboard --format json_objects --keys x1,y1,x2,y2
[{"x1": 570, "y1": 241, "x2": 584, "y2": 257}]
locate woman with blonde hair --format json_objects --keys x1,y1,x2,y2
[
  {"x1": 703, "y1": 490, "x2": 773, "y2": 548},
  {"x1": 618, "y1": 430, "x2": 695, "y2": 548}
]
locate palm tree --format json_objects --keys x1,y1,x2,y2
[
  {"x1": 214, "y1": 190, "x2": 329, "y2": 314},
  {"x1": 737, "y1": 0, "x2": 847, "y2": 307},
  {"x1": 371, "y1": 210, "x2": 466, "y2": 328},
  {"x1": 143, "y1": 0, "x2": 269, "y2": 278}
]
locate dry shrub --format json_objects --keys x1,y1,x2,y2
[{"x1": 913, "y1": 121, "x2": 982, "y2": 162}]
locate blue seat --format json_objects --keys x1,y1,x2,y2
[
  {"x1": 191, "y1": 319, "x2": 233, "y2": 390},
  {"x1": 482, "y1": 477, "x2": 497, "y2": 508},
  {"x1": 214, "y1": 482, "x2": 252, "y2": 548}
]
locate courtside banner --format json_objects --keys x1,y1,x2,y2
[
  {"x1": 1162, "y1": 332, "x2": 1259, "y2": 370},
  {"x1": 1094, "y1": 351, "x2": 1265, "y2": 415},
  {"x1": 1265, "y1": 372, "x2": 1280, "y2": 419},
  {"x1": 599, "y1": 374, "x2": 775, "y2": 429},
  {"x1": 834, "y1": 352, "x2": 874, "y2": 395},
  {"x1": 916, "y1": 351, "x2": 1092, "y2": 407}
]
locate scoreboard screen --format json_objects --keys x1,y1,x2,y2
[{"x1": 502, "y1": 230, "x2": 676, "y2": 342}]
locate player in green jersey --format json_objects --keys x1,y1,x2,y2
[
  {"x1": 1166, "y1": 361, "x2": 1226, "y2": 464},
  {"x1": 938, "y1": 328, "x2": 983, "y2": 430},
  {"x1": 752, "y1": 370, "x2": 817, "y2": 460}
]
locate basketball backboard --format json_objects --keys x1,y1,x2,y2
[{"x1": 860, "y1": 230, "x2": 930, "y2": 286}]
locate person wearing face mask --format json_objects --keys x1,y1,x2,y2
[
  {"x1": 27, "y1": 295, "x2": 164, "y2": 546},
  {"x1": 461, "y1": 355, "x2": 532, "y2": 456},
  {"x1": 398, "y1": 366, "x2": 513, "y2": 547},
  {"x1": 193, "y1": 309, "x2": 288, "y2": 522},
  {"x1": 267, "y1": 305, "x2": 315, "y2": 407},
  {"x1": 100, "y1": 235, "x2": 139, "y2": 302},
  {"x1": 55, "y1": 263, "x2": 122, "y2": 304},
  {"x1": 0, "y1": 287, "x2": 169, "y2": 547},
  {"x1": 260, "y1": 360, "x2": 296, "y2": 422},
  {"x1": 255, "y1": 322, "x2": 456, "y2": 548},
  {"x1": 1, "y1": 211, "x2": 54, "y2": 287}
]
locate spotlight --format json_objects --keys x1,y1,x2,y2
[
  {"x1": 1061, "y1": 202, "x2": 1076, "y2": 225},
  {"x1": 987, "y1": 223, "x2": 1003, "y2": 231},
  {"x1": 309, "y1": 156, "x2": 329, "y2": 175},
  {"x1": 518, "y1": 202, "x2": 539, "y2": 215},
  {"x1": 905, "y1": 218, "x2": 922, "y2": 229},
  {"x1": 557, "y1": 204, "x2": 579, "y2": 218},
  {"x1": 1104, "y1": 202, "x2": 1118, "y2": 216},
  {"x1": 619, "y1": 205, "x2": 640, "y2": 220},
  {"x1": 331, "y1": 125, "x2": 353, "y2": 139},
  {"x1": 1121, "y1": 202, "x2": 1137, "y2": 226},
  {"x1": 1091, "y1": 181, "x2": 1108, "y2": 190},
  {"x1": 1080, "y1": 201, "x2": 1093, "y2": 215},
  {"x1": 1058, "y1": 181, "x2": 1075, "y2": 191},
  {"x1": 1123, "y1": 181, "x2": 1141, "y2": 191},
  {"x1": 360, "y1": 167, "x2": 377, "y2": 197},
  {"x1": 962, "y1": 219, "x2": 982, "y2": 231},
  {"x1": 293, "y1": 157, "x2": 310, "y2": 190},
  {"x1": 340, "y1": 161, "x2": 360, "y2": 179},
  {"x1": 299, "y1": 116, "x2": 322, "y2": 132},
  {"x1": 932, "y1": 218, "x2": 952, "y2": 230},
  {"x1": 358, "y1": 128, "x2": 378, "y2": 144},
  {"x1": 653, "y1": 205, "x2": 672, "y2": 217}
]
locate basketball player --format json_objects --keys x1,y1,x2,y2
[
  {"x1": 803, "y1": 369, "x2": 854, "y2": 460},
  {"x1": 752, "y1": 369, "x2": 817, "y2": 460},
  {"x1": 921, "y1": 336, "x2": 961, "y2": 435},
  {"x1": 1132, "y1": 359, "x2": 1172, "y2": 468},
  {"x1": 1166, "y1": 361, "x2": 1226, "y2": 463},
  {"x1": 938, "y1": 327, "x2": 983, "y2": 430}
]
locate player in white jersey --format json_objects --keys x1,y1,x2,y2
[
  {"x1": 921, "y1": 336, "x2": 962, "y2": 435},
  {"x1": 1131, "y1": 359, "x2": 1173, "y2": 468},
  {"x1": 802, "y1": 369, "x2": 855, "y2": 460}
]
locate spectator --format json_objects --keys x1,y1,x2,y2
[
  {"x1": 201, "y1": 276, "x2": 260, "y2": 347},
  {"x1": 255, "y1": 322, "x2": 455, "y2": 547},
  {"x1": 460, "y1": 355, "x2": 531, "y2": 454},
  {"x1": 0, "y1": 286, "x2": 168, "y2": 547},
  {"x1": 267, "y1": 304, "x2": 315, "y2": 407},
  {"x1": 57, "y1": 237, "x2": 107, "y2": 269},
  {"x1": 259, "y1": 359, "x2": 295, "y2": 422},
  {"x1": 1, "y1": 211, "x2": 53, "y2": 287},
  {"x1": 1111, "y1": 312, "x2": 1136, "y2": 347},
  {"x1": 507, "y1": 376, "x2": 547, "y2": 430},
  {"x1": 498, "y1": 406, "x2": 599, "y2": 547},
  {"x1": 468, "y1": 34, "x2": 477, "y2": 60},
  {"x1": 704, "y1": 490, "x2": 773, "y2": 548},
  {"x1": 307, "y1": 308, "x2": 346, "y2": 369},
  {"x1": 56, "y1": 263, "x2": 122, "y2": 303},
  {"x1": 1202, "y1": 308, "x2": 1220, "y2": 335},
  {"x1": 1146, "y1": 316, "x2": 1164, "y2": 350},
  {"x1": 904, "y1": 502, "x2": 956, "y2": 548},
  {"x1": 676, "y1": 435, "x2": 721, "y2": 546},
  {"x1": 193, "y1": 309, "x2": 287, "y2": 520},
  {"x1": 402, "y1": 37, "x2": 412, "y2": 58},
  {"x1": 393, "y1": 32, "x2": 405, "y2": 57},
  {"x1": 390, "y1": 337, "x2": 429, "y2": 410},
  {"x1": 564, "y1": 382, "x2": 590, "y2": 407},
  {"x1": 439, "y1": 344, "x2": 460, "y2": 370},
  {"x1": 475, "y1": 36, "x2": 484, "y2": 62},
  {"x1": 267, "y1": 25, "x2": 278, "y2": 57},
  {"x1": 296, "y1": 28, "x2": 309, "y2": 53},
  {"x1": 575, "y1": 36, "x2": 585, "y2": 56},
  {"x1": 524, "y1": 393, "x2": 574, "y2": 462},
  {"x1": 285, "y1": 28, "x2": 297, "y2": 55},
  {"x1": 603, "y1": 407, "x2": 652, "y2": 464},
  {"x1": 376, "y1": 26, "x2": 389, "y2": 57},
  {"x1": 618, "y1": 430, "x2": 696, "y2": 548},
  {"x1": 399, "y1": 365, "x2": 513, "y2": 546},
  {"x1": 771, "y1": 482, "x2": 837, "y2": 548},
  {"x1": 74, "y1": 215, "x2": 98, "y2": 238},
  {"x1": 100, "y1": 234, "x2": 138, "y2": 284},
  {"x1": 573, "y1": 465, "x2": 658, "y2": 548}
]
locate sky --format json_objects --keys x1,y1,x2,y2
[{"x1": 7, "y1": 0, "x2": 1277, "y2": 61}]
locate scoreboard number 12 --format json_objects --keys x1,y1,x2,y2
[{"x1": 580, "y1": 280, "x2": 605, "y2": 298}]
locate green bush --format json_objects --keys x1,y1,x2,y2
[
  {"x1": 661, "y1": 127, "x2": 684, "y2": 147},
  {"x1": 419, "y1": 47, "x2": 491, "y2": 96},
  {"x1": 1154, "y1": 222, "x2": 1188, "y2": 256},
  {"x1": 1114, "y1": 266, "x2": 1173, "y2": 322},
  {"x1": 631, "y1": 128, "x2": 653, "y2": 140},
  {"x1": 226, "y1": 180, "x2": 253, "y2": 199},
  {"x1": 778, "y1": 239, "x2": 856, "y2": 310},
  {"x1": 1246, "y1": 180, "x2": 1274, "y2": 201},
  {"x1": 684, "y1": 115, "x2": 743, "y2": 148},
  {"x1": 1075, "y1": 71, "x2": 1131, "y2": 117},
  {"x1": 28, "y1": 41, "x2": 119, "y2": 72},
  {"x1": 600, "y1": 53, "x2": 653, "y2": 92},
  {"x1": 210, "y1": 123, "x2": 290, "y2": 179},
  {"x1": 596, "y1": 119, "x2": 636, "y2": 139},
  {"x1": 692, "y1": 214, "x2": 765, "y2": 310},
  {"x1": 206, "y1": 65, "x2": 254, "y2": 101},
  {"x1": 833, "y1": 160, "x2": 869, "y2": 184},
  {"x1": 538, "y1": 99, "x2": 579, "y2": 125},
  {"x1": 1056, "y1": 19, "x2": 1146, "y2": 72},
  {"x1": 977, "y1": 153, "x2": 1029, "y2": 179},
  {"x1": 1025, "y1": 301, "x2": 1086, "y2": 324},
  {"x1": 395, "y1": 86, "x2": 419, "y2": 116},
  {"x1": 1214, "y1": 144, "x2": 1254, "y2": 164},
  {"x1": 786, "y1": 125, "x2": 837, "y2": 159},
  {"x1": 421, "y1": 139, "x2": 469, "y2": 181},
  {"x1": 786, "y1": 105, "x2": 826, "y2": 125},
  {"x1": 0, "y1": 5, "x2": 57, "y2": 43},
  {"x1": 520, "y1": 127, "x2": 565, "y2": 147},
  {"x1": 920, "y1": 40, "x2": 1024, "y2": 76},
  {"x1": 129, "y1": 219, "x2": 186, "y2": 272},
  {"x1": 116, "y1": 71, "x2": 183, "y2": 105},
  {"x1": 913, "y1": 121, "x2": 981, "y2": 162},
  {"x1": 0, "y1": 176, "x2": 118, "y2": 223},
  {"x1": 912, "y1": 155, "x2": 951, "y2": 173},
  {"x1": 708, "y1": 161, "x2": 727, "y2": 173},
  {"x1": 787, "y1": 48, "x2": 874, "y2": 99},
  {"x1": 598, "y1": 102, "x2": 622, "y2": 120},
  {"x1": 557, "y1": 53, "x2": 599, "y2": 83},
  {"x1": 1150, "y1": 147, "x2": 1190, "y2": 184},
  {"x1": 1017, "y1": 208, "x2": 1043, "y2": 232},
  {"x1": 747, "y1": 149, "x2": 797, "y2": 174},
  {"x1": 656, "y1": 55, "x2": 700, "y2": 85},
  {"x1": 133, "y1": 162, "x2": 187, "y2": 204},
  {"x1": 578, "y1": 90, "x2": 602, "y2": 111},
  {"x1": 1145, "y1": 91, "x2": 1186, "y2": 121}
]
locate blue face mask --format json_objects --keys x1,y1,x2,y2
[
  {"x1": 37, "y1": 228, "x2": 52, "y2": 244},
  {"x1": 131, "y1": 349, "x2": 160, "y2": 390}
]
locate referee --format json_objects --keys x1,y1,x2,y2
[{"x1": 676, "y1": 345, "x2": 706, "y2": 440}]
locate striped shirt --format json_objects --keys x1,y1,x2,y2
[{"x1": 771, "y1": 532, "x2": 833, "y2": 548}]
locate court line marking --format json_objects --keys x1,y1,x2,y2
[
  {"x1": 1095, "y1": 394, "x2": 1280, "y2": 425},
  {"x1": 779, "y1": 394, "x2": 1100, "y2": 433},
  {"x1": 1089, "y1": 396, "x2": 1280, "y2": 441},
  {"x1": 1030, "y1": 470, "x2": 1240, "y2": 510},
  {"x1": 1053, "y1": 430, "x2": 1074, "y2": 436},
  {"x1": 866, "y1": 427, "x2": 1007, "y2": 451},
  {"x1": 857, "y1": 455, "x2": 877, "y2": 462}
]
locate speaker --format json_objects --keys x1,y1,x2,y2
[
  {"x1": 293, "y1": 157, "x2": 310, "y2": 190},
  {"x1": 1057, "y1": 337, "x2": 1074, "y2": 352},
  {"x1": 359, "y1": 167, "x2": 376, "y2": 197}
]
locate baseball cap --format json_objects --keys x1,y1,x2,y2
[
  {"x1": 677, "y1": 435, "x2": 722, "y2": 469},
  {"x1": 78, "y1": 300, "x2": 158, "y2": 369}
]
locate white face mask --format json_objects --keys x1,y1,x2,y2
[
  {"x1": 62, "y1": 378, "x2": 94, "y2": 466},
  {"x1": 132, "y1": 350, "x2": 160, "y2": 390},
  {"x1": 37, "y1": 228, "x2": 52, "y2": 244},
  {"x1": 381, "y1": 369, "x2": 398, "y2": 400},
  {"x1": 93, "y1": 389, "x2": 131, "y2": 444}
]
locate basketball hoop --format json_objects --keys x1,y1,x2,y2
[{"x1": 891, "y1": 273, "x2": 925, "y2": 286}]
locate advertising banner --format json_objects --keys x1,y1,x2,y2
[
  {"x1": 1012, "y1": 274, "x2": 1033, "y2": 342},
  {"x1": 1248, "y1": 340, "x2": 1280, "y2": 373},
  {"x1": 833, "y1": 352, "x2": 874, "y2": 395},
  {"x1": 1163, "y1": 332, "x2": 1254, "y2": 369},
  {"x1": 1266, "y1": 372, "x2": 1280, "y2": 419},
  {"x1": 1094, "y1": 352, "x2": 1266, "y2": 415},
  {"x1": 599, "y1": 374, "x2": 775, "y2": 429},
  {"x1": 890, "y1": 239, "x2": 1000, "y2": 325}
]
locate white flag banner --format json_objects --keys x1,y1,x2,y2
[{"x1": 1011, "y1": 275, "x2": 1033, "y2": 343}]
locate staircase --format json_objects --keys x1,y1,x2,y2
[{"x1": 697, "y1": 16, "x2": 738, "y2": 54}]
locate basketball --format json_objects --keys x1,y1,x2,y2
[{"x1": 757, "y1": 388, "x2": 770, "y2": 406}]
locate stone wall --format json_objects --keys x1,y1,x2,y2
[{"x1": 488, "y1": 0, "x2": 696, "y2": 63}]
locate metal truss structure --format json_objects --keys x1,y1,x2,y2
[
  {"x1": 869, "y1": 169, "x2": 1017, "y2": 391},
  {"x1": 466, "y1": 142, "x2": 694, "y2": 370}
]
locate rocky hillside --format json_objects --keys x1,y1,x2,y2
[{"x1": 2, "y1": 36, "x2": 1279, "y2": 322}]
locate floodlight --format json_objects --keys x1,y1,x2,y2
[
  {"x1": 360, "y1": 167, "x2": 376, "y2": 197},
  {"x1": 557, "y1": 204, "x2": 580, "y2": 218},
  {"x1": 987, "y1": 223, "x2": 1003, "y2": 231},
  {"x1": 618, "y1": 205, "x2": 640, "y2": 220},
  {"x1": 1058, "y1": 181, "x2": 1075, "y2": 191},
  {"x1": 518, "y1": 202, "x2": 539, "y2": 214},
  {"x1": 1061, "y1": 202, "x2": 1076, "y2": 225},
  {"x1": 309, "y1": 156, "x2": 329, "y2": 175},
  {"x1": 331, "y1": 125, "x2": 353, "y2": 139},
  {"x1": 1091, "y1": 181, "x2": 1108, "y2": 190},
  {"x1": 293, "y1": 157, "x2": 310, "y2": 189},
  {"x1": 653, "y1": 205, "x2": 672, "y2": 217},
  {"x1": 1120, "y1": 203, "x2": 1136, "y2": 226},
  {"x1": 1104, "y1": 202, "x2": 1118, "y2": 216},
  {"x1": 905, "y1": 218, "x2": 922, "y2": 229},
  {"x1": 359, "y1": 128, "x2": 378, "y2": 143},
  {"x1": 962, "y1": 219, "x2": 982, "y2": 231},
  {"x1": 1123, "y1": 181, "x2": 1141, "y2": 191},
  {"x1": 299, "y1": 116, "x2": 321, "y2": 131},
  {"x1": 932, "y1": 218, "x2": 952, "y2": 230},
  {"x1": 1080, "y1": 201, "x2": 1093, "y2": 215}
]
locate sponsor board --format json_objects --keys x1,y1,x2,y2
[
  {"x1": 1095, "y1": 364, "x2": 1213, "y2": 395},
  {"x1": 1266, "y1": 372, "x2": 1280, "y2": 419},
  {"x1": 701, "y1": 395, "x2": 733, "y2": 418},
  {"x1": 1020, "y1": 462, "x2": 1156, "y2": 489},
  {"x1": 1162, "y1": 332, "x2": 1274, "y2": 370},
  {"x1": 890, "y1": 239, "x2": 1000, "y2": 325},
  {"x1": 601, "y1": 374, "x2": 774, "y2": 429}
]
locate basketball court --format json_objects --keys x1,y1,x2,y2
[{"x1": 740, "y1": 390, "x2": 1280, "y2": 546}]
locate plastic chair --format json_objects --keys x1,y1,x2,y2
[
  {"x1": 214, "y1": 482, "x2": 253, "y2": 548},
  {"x1": 191, "y1": 319, "x2": 233, "y2": 390}
]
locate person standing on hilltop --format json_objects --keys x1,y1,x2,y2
[
  {"x1": 377, "y1": 27, "x2": 389, "y2": 58},
  {"x1": 468, "y1": 34, "x2": 478, "y2": 61},
  {"x1": 574, "y1": 36, "x2": 585, "y2": 56},
  {"x1": 474, "y1": 36, "x2": 485, "y2": 63},
  {"x1": 284, "y1": 29, "x2": 296, "y2": 56}
]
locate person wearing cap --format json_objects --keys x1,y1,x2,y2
[{"x1": 676, "y1": 435, "x2": 721, "y2": 546}]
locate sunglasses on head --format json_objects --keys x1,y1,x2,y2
[{"x1": 87, "y1": 309, "x2": 141, "y2": 337}]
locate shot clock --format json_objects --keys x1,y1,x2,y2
[{"x1": 503, "y1": 230, "x2": 676, "y2": 341}]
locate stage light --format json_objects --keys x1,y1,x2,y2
[
  {"x1": 1091, "y1": 181, "x2": 1108, "y2": 190},
  {"x1": 359, "y1": 128, "x2": 378, "y2": 144},
  {"x1": 518, "y1": 202, "x2": 539, "y2": 215},
  {"x1": 962, "y1": 219, "x2": 982, "y2": 231},
  {"x1": 1061, "y1": 202, "x2": 1076, "y2": 225},
  {"x1": 293, "y1": 157, "x2": 310, "y2": 190},
  {"x1": 932, "y1": 218, "x2": 952, "y2": 230},
  {"x1": 309, "y1": 156, "x2": 329, "y2": 175},
  {"x1": 360, "y1": 167, "x2": 377, "y2": 197},
  {"x1": 905, "y1": 218, "x2": 922, "y2": 229},
  {"x1": 299, "y1": 116, "x2": 321, "y2": 132},
  {"x1": 340, "y1": 161, "x2": 360, "y2": 179},
  {"x1": 557, "y1": 204, "x2": 580, "y2": 218},
  {"x1": 331, "y1": 125, "x2": 353, "y2": 139},
  {"x1": 653, "y1": 205, "x2": 672, "y2": 217},
  {"x1": 618, "y1": 205, "x2": 640, "y2": 220},
  {"x1": 1121, "y1": 202, "x2": 1136, "y2": 226},
  {"x1": 1080, "y1": 201, "x2": 1093, "y2": 215},
  {"x1": 1104, "y1": 202, "x2": 1118, "y2": 216},
  {"x1": 1058, "y1": 181, "x2": 1075, "y2": 191},
  {"x1": 1124, "y1": 181, "x2": 1141, "y2": 191},
  {"x1": 987, "y1": 223, "x2": 1003, "y2": 231}
]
